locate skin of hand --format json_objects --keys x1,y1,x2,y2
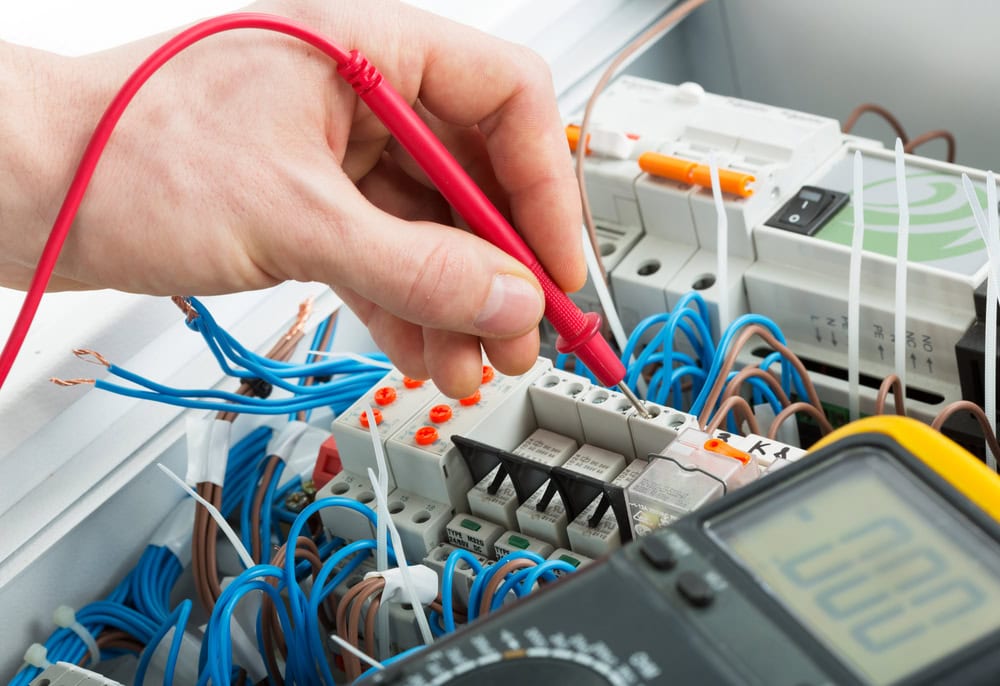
[{"x1": 0, "y1": 0, "x2": 585, "y2": 398}]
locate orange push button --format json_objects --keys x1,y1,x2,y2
[
  {"x1": 429, "y1": 404, "x2": 453, "y2": 424},
  {"x1": 373, "y1": 386, "x2": 397, "y2": 406},
  {"x1": 460, "y1": 390, "x2": 481, "y2": 406},
  {"x1": 402, "y1": 377, "x2": 425, "y2": 389},
  {"x1": 481, "y1": 366, "x2": 495, "y2": 384},
  {"x1": 359, "y1": 408, "x2": 383, "y2": 428},
  {"x1": 415, "y1": 426, "x2": 438, "y2": 445}
]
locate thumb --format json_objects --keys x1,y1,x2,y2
[{"x1": 297, "y1": 189, "x2": 546, "y2": 339}]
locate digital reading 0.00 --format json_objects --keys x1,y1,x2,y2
[{"x1": 712, "y1": 449, "x2": 1000, "y2": 684}]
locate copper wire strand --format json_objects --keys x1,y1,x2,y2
[
  {"x1": 874, "y1": 373, "x2": 907, "y2": 416},
  {"x1": 904, "y1": 129, "x2": 956, "y2": 163},
  {"x1": 479, "y1": 558, "x2": 539, "y2": 617},
  {"x1": 931, "y1": 400, "x2": 1000, "y2": 466},
  {"x1": 696, "y1": 324, "x2": 825, "y2": 429},
  {"x1": 842, "y1": 103, "x2": 909, "y2": 142},
  {"x1": 170, "y1": 295, "x2": 197, "y2": 321},
  {"x1": 576, "y1": 0, "x2": 710, "y2": 284},
  {"x1": 703, "y1": 396, "x2": 761, "y2": 436},
  {"x1": 49, "y1": 377, "x2": 95, "y2": 386},
  {"x1": 767, "y1": 401, "x2": 834, "y2": 440},
  {"x1": 72, "y1": 348, "x2": 111, "y2": 367}
]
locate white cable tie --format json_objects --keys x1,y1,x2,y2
[
  {"x1": 184, "y1": 417, "x2": 232, "y2": 486},
  {"x1": 365, "y1": 405, "x2": 392, "y2": 657},
  {"x1": 157, "y1": 463, "x2": 255, "y2": 570},
  {"x1": 53, "y1": 605, "x2": 100, "y2": 666},
  {"x1": 266, "y1": 420, "x2": 310, "y2": 462},
  {"x1": 329, "y1": 634, "x2": 385, "y2": 671},
  {"x1": 366, "y1": 467, "x2": 434, "y2": 645},
  {"x1": 847, "y1": 150, "x2": 865, "y2": 422},
  {"x1": 364, "y1": 565, "x2": 438, "y2": 606},
  {"x1": 708, "y1": 152, "x2": 730, "y2": 334},
  {"x1": 893, "y1": 138, "x2": 910, "y2": 399},
  {"x1": 580, "y1": 225, "x2": 629, "y2": 353},
  {"x1": 304, "y1": 350, "x2": 394, "y2": 369},
  {"x1": 23, "y1": 643, "x2": 52, "y2": 670}
]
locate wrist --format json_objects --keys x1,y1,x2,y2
[{"x1": 0, "y1": 43, "x2": 104, "y2": 272}]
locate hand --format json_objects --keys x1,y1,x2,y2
[{"x1": 0, "y1": 0, "x2": 584, "y2": 397}]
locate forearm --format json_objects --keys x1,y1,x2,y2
[{"x1": 0, "y1": 41, "x2": 105, "y2": 289}]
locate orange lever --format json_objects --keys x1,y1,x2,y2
[
  {"x1": 703, "y1": 438, "x2": 752, "y2": 465},
  {"x1": 639, "y1": 151, "x2": 755, "y2": 197}
]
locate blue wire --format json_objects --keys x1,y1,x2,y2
[
  {"x1": 134, "y1": 599, "x2": 192, "y2": 686},
  {"x1": 467, "y1": 551, "x2": 546, "y2": 622},
  {"x1": 441, "y1": 549, "x2": 484, "y2": 632}
]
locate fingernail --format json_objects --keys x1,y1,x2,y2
[{"x1": 474, "y1": 274, "x2": 543, "y2": 335}]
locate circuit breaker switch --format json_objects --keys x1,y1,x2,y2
[{"x1": 638, "y1": 152, "x2": 755, "y2": 197}]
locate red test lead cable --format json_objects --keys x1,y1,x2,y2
[{"x1": 0, "y1": 13, "x2": 645, "y2": 416}]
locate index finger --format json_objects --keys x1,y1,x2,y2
[{"x1": 401, "y1": 8, "x2": 586, "y2": 293}]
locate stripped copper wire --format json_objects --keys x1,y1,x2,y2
[
  {"x1": 73, "y1": 348, "x2": 111, "y2": 367},
  {"x1": 170, "y1": 295, "x2": 198, "y2": 321},
  {"x1": 50, "y1": 377, "x2": 95, "y2": 386}
]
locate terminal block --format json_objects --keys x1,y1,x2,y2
[
  {"x1": 386, "y1": 358, "x2": 552, "y2": 508},
  {"x1": 330, "y1": 368, "x2": 442, "y2": 491},
  {"x1": 516, "y1": 444, "x2": 626, "y2": 548},
  {"x1": 467, "y1": 428, "x2": 578, "y2": 530}
]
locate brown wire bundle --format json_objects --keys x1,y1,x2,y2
[
  {"x1": 697, "y1": 324, "x2": 828, "y2": 439},
  {"x1": 185, "y1": 298, "x2": 312, "y2": 613},
  {"x1": 335, "y1": 577, "x2": 386, "y2": 681}
]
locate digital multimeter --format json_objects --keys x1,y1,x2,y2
[{"x1": 367, "y1": 417, "x2": 1000, "y2": 685}]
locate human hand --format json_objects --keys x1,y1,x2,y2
[{"x1": 0, "y1": 0, "x2": 584, "y2": 397}]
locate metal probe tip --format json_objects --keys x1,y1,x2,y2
[{"x1": 618, "y1": 383, "x2": 652, "y2": 419}]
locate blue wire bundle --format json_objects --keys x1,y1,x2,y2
[{"x1": 85, "y1": 297, "x2": 390, "y2": 415}]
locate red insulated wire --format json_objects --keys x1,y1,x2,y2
[{"x1": 0, "y1": 12, "x2": 625, "y2": 391}]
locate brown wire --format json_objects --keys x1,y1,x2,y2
[
  {"x1": 904, "y1": 129, "x2": 956, "y2": 163},
  {"x1": 251, "y1": 456, "x2": 282, "y2": 563},
  {"x1": 842, "y1": 103, "x2": 909, "y2": 143},
  {"x1": 703, "y1": 396, "x2": 761, "y2": 436},
  {"x1": 260, "y1": 537, "x2": 329, "y2": 682},
  {"x1": 767, "y1": 401, "x2": 834, "y2": 440},
  {"x1": 718, "y1": 366, "x2": 791, "y2": 414},
  {"x1": 296, "y1": 311, "x2": 339, "y2": 422},
  {"x1": 931, "y1": 400, "x2": 1000, "y2": 466},
  {"x1": 479, "y1": 558, "x2": 538, "y2": 617},
  {"x1": 337, "y1": 577, "x2": 386, "y2": 680},
  {"x1": 874, "y1": 373, "x2": 907, "y2": 416},
  {"x1": 576, "y1": 0, "x2": 711, "y2": 283},
  {"x1": 696, "y1": 324, "x2": 825, "y2": 429},
  {"x1": 362, "y1": 589, "x2": 383, "y2": 665},
  {"x1": 75, "y1": 630, "x2": 144, "y2": 667}
]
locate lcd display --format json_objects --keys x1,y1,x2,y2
[{"x1": 710, "y1": 449, "x2": 1000, "y2": 684}]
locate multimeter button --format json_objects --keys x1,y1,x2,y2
[
  {"x1": 676, "y1": 571, "x2": 714, "y2": 607},
  {"x1": 639, "y1": 536, "x2": 677, "y2": 570}
]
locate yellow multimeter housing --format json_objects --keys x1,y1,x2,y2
[{"x1": 810, "y1": 415, "x2": 1000, "y2": 523}]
